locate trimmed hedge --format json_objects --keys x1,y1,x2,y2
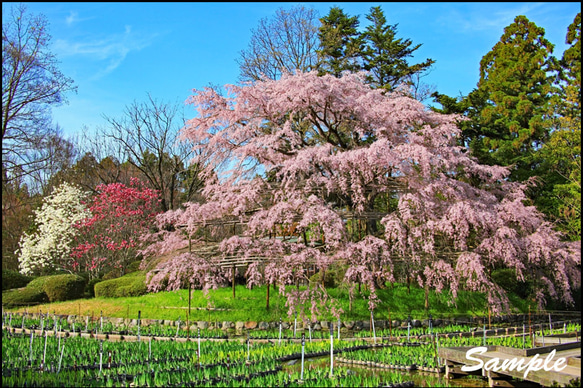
[
  {"x1": 94, "y1": 272, "x2": 147, "y2": 298},
  {"x1": 2, "y1": 287, "x2": 49, "y2": 308},
  {"x1": 2, "y1": 269, "x2": 33, "y2": 291},
  {"x1": 18, "y1": 274, "x2": 87, "y2": 303},
  {"x1": 43, "y1": 274, "x2": 87, "y2": 302},
  {"x1": 27, "y1": 276, "x2": 53, "y2": 293}
]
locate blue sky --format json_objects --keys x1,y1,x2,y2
[{"x1": 5, "y1": 2, "x2": 581, "y2": 138}]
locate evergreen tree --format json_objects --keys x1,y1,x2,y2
[
  {"x1": 317, "y1": 7, "x2": 363, "y2": 77},
  {"x1": 557, "y1": 12, "x2": 581, "y2": 126},
  {"x1": 535, "y1": 13, "x2": 581, "y2": 240},
  {"x1": 432, "y1": 13, "x2": 580, "y2": 241},
  {"x1": 361, "y1": 6, "x2": 435, "y2": 91},
  {"x1": 476, "y1": 15, "x2": 557, "y2": 181}
]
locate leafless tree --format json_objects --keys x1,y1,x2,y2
[
  {"x1": 237, "y1": 5, "x2": 320, "y2": 82},
  {"x1": 404, "y1": 71, "x2": 436, "y2": 104},
  {"x1": 100, "y1": 94, "x2": 208, "y2": 211},
  {"x1": 2, "y1": 3, "x2": 76, "y2": 188}
]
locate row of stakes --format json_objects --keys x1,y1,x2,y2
[
  {"x1": 4, "y1": 308, "x2": 565, "y2": 342},
  {"x1": 4, "y1": 308, "x2": 571, "y2": 345},
  {"x1": 13, "y1": 315, "x2": 334, "y2": 379},
  {"x1": 4, "y1": 308, "x2": 574, "y2": 377}
]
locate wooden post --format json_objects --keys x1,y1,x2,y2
[
  {"x1": 388, "y1": 307, "x2": 392, "y2": 342},
  {"x1": 187, "y1": 283, "x2": 192, "y2": 339},
  {"x1": 528, "y1": 305, "x2": 533, "y2": 348},
  {"x1": 232, "y1": 265, "x2": 236, "y2": 299},
  {"x1": 266, "y1": 280, "x2": 270, "y2": 310},
  {"x1": 424, "y1": 285, "x2": 430, "y2": 312}
]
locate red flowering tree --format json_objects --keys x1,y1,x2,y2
[
  {"x1": 71, "y1": 178, "x2": 160, "y2": 278},
  {"x1": 142, "y1": 71, "x2": 580, "y2": 318}
]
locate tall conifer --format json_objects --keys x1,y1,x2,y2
[{"x1": 477, "y1": 15, "x2": 556, "y2": 181}]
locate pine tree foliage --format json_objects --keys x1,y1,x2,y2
[
  {"x1": 477, "y1": 15, "x2": 556, "y2": 181},
  {"x1": 317, "y1": 7, "x2": 363, "y2": 77},
  {"x1": 361, "y1": 6, "x2": 435, "y2": 91}
]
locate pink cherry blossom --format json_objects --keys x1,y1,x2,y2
[{"x1": 142, "y1": 71, "x2": 580, "y2": 316}]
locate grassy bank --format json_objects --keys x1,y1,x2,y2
[{"x1": 3, "y1": 281, "x2": 530, "y2": 322}]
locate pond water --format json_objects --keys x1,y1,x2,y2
[{"x1": 281, "y1": 354, "x2": 489, "y2": 387}]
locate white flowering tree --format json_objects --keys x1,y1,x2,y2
[{"x1": 17, "y1": 182, "x2": 91, "y2": 276}]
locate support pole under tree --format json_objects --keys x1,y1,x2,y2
[
  {"x1": 197, "y1": 329, "x2": 201, "y2": 367},
  {"x1": 424, "y1": 284, "x2": 429, "y2": 312},
  {"x1": 232, "y1": 265, "x2": 236, "y2": 299},
  {"x1": 188, "y1": 284, "x2": 192, "y2": 339},
  {"x1": 529, "y1": 305, "x2": 533, "y2": 348},
  {"x1": 371, "y1": 310, "x2": 376, "y2": 344},
  {"x1": 266, "y1": 280, "x2": 270, "y2": 310},
  {"x1": 329, "y1": 322, "x2": 334, "y2": 377},
  {"x1": 300, "y1": 333, "x2": 305, "y2": 381},
  {"x1": 388, "y1": 307, "x2": 392, "y2": 342},
  {"x1": 278, "y1": 318, "x2": 282, "y2": 345}
]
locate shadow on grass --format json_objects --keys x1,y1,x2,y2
[{"x1": 5, "y1": 281, "x2": 527, "y2": 323}]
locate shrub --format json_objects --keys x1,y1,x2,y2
[
  {"x1": 27, "y1": 276, "x2": 53, "y2": 293},
  {"x1": 2, "y1": 269, "x2": 33, "y2": 291},
  {"x1": 43, "y1": 274, "x2": 87, "y2": 302},
  {"x1": 309, "y1": 263, "x2": 347, "y2": 288},
  {"x1": 94, "y1": 272, "x2": 147, "y2": 298},
  {"x1": 126, "y1": 260, "x2": 142, "y2": 273},
  {"x1": 2, "y1": 287, "x2": 49, "y2": 308},
  {"x1": 85, "y1": 278, "x2": 103, "y2": 298}
]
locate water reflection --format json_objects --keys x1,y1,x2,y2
[{"x1": 281, "y1": 355, "x2": 490, "y2": 387}]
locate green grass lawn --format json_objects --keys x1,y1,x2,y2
[{"x1": 3, "y1": 280, "x2": 530, "y2": 323}]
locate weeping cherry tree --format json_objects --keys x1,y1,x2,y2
[{"x1": 141, "y1": 71, "x2": 580, "y2": 319}]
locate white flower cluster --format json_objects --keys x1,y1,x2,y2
[{"x1": 17, "y1": 182, "x2": 92, "y2": 275}]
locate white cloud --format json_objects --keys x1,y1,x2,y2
[
  {"x1": 64, "y1": 10, "x2": 94, "y2": 26},
  {"x1": 437, "y1": 3, "x2": 546, "y2": 34},
  {"x1": 65, "y1": 11, "x2": 78, "y2": 26},
  {"x1": 53, "y1": 26, "x2": 156, "y2": 79}
]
